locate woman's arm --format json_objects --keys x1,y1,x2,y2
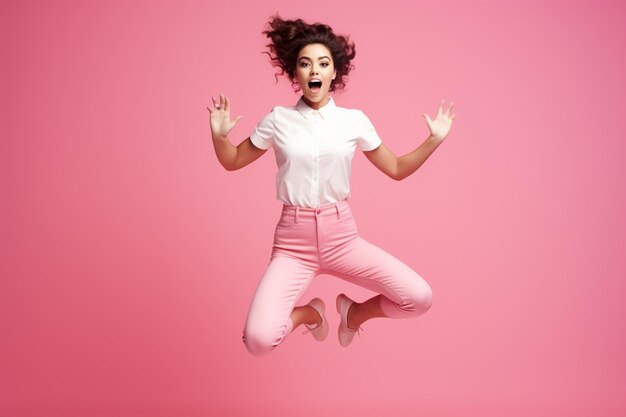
[
  {"x1": 364, "y1": 137, "x2": 445, "y2": 181},
  {"x1": 212, "y1": 136, "x2": 267, "y2": 171},
  {"x1": 363, "y1": 99, "x2": 455, "y2": 181},
  {"x1": 208, "y1": 94, "x2": 268, "y2": 171}
]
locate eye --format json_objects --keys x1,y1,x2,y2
[
  {"x1": 321, "y1": 62, "x2": 329, "y2": 67},
  {"x1": 299, "y1": 61, "x2": 309, "y2": 67}
]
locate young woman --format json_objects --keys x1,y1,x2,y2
[{"x1": 207, "y1": 15, "x2": 455, "y2": 356}]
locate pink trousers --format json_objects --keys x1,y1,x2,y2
[{"x1": 242, "y1": 199, "x2": 433, "y2": 355}]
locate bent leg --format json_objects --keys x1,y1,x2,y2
[
  {"x1": 242, "y1": 255, "x2": 317, "y2": 356},
  {"x1": 324, "y1": 236, "x2": 433, "y2": 319}
]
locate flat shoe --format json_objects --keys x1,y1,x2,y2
[
  {"x1": 336, "y1": 293, "x2": 364, "y2": 347},
  {"x1": 302, "y1": 298, "x2": 329, "y2": 342}
]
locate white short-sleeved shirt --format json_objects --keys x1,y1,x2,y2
[{"x1": 250, "y1": 96, "x2": 382, "y2": 208}]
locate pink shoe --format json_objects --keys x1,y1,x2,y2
[
  {"x1": 336, "y1": 293, "x2": 364, "y2": 347},
  {"x1": 302, "y1": 298, "x2": 329, "y2": 342}
]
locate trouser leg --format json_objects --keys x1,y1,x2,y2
[
  {"x1": 242, "y1": 255, "x2": 317, "y2": 356},
  {"x1": 324, "y1": 235, "x2": 433, "y2": 318}
]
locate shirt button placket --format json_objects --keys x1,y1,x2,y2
[{"x1": 312, "y1": 113, "x2": 321, "y2": 207}]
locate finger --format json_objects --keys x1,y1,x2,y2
[
  {"x1": 451, "y1": 114, "x2": 456, "y2": 120},
  {"x1": 234, "y1": 115, "x2": 243, "y2": 125},
  {"x1": 446, "y1": 102, "x2": 454, "y2": 117},
  {"x1": 207, "y1": 106, "x2": 214, "y2": 114},
  {"x1": 220, "y1": 93, "x2": 226, "y2": 110},
  {"x1": 224, "y1": 95, "x2": 230, "y2": 112},
  {"x1": 438, "y1": 99, "x2": 444, "y2": 115},
  {"x1": 422, "y1": 113, "x2": 432, "y2": 124}
]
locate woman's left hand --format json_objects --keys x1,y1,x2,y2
[{"x1": 422, "y1": 99, "x2": 455, "y2": 141}]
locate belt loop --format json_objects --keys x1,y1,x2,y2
[
  {"x1": 335, "y1": 203, "x2": 340, "y2": 219},
  {"x1": 295, "y1": 206, "x2": 300, "y2": 224}
]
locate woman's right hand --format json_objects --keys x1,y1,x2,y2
[{"x1": 207, "y1": 93, "x2": 243, "y2": 139}]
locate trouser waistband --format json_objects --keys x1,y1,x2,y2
[{"x1": 281, "y1": 199, "x2": 350, "y2": 224}]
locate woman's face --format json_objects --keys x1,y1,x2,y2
[{"x1": 295, "y1": 43, "x2": 336, "y2": 109}]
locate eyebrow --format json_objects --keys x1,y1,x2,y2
[{"x1": 298, "y1": 56, "x2": 332, "y2": 61}]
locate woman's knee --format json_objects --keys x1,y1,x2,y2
[
  {"x1": 242, "y1": 335, "x2": 273, "y2": 356},
  {"x1": 400, "y1": 278, "x2": 433, "y2": 316},
  {"x1": 241, "y1": 324, "x2": 289, "y2": 356},
  {"x1": 242, "y1": 331, "x2": 275, "y2": 356},
  {"x1": 414, "y1": 281, "x2": 433, "y2": 313},
  {"x1": 380, "y1": 277, "x2": 433, "y2": 318}
]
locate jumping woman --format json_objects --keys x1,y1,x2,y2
[{"x1": 207, "y1": 15, "x2": 455, "y2": 356}]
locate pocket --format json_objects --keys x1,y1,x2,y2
[
  {"x1": 276, "y1": 215, "x2": 295, "y2": 229},
  {"x1": 273, "y1": 215, "x2": 297, "y2": 249},
  {"x1": 339, "y1": 213, "x2": 358, "y2": 233}
]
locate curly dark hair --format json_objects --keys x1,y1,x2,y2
[{"x1": 262, "y1": 14, "x2": 356, "y2": 92}]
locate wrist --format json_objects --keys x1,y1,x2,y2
[{"x1": 428, "y1": 134, "x2": 445, "y2": 143}]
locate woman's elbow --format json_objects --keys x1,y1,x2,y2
[
  {"x1": 221, "y1": 161, "x2": 238, "y2": 171},
  {"x1": 390, "y1": 170, "x2": 405, "y2": 181}
]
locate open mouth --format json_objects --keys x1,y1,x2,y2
[{"x1": 308, "y1": 80, "x2": 322, "y2": 92}]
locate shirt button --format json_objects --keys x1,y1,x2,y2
[{"x1": 316, "y1": 209, "x2": 321, "y2": 214}]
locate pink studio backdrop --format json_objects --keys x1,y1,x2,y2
[{"x1": 2, "y1": 0, "x2": 625, "y2": 416}]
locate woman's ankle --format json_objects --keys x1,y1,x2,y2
[{"x1": 347, "y1": 302, "x2": 360, "y2": 331}]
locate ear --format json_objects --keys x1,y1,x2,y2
[{"x1": 332, "y1": 69, "x2": 336, "y2": 80}]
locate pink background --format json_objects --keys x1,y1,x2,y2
[{"x1": 2, "y1": 0, "x2": 625, "y2": 416}]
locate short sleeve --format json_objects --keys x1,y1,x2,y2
[
  {"x1": 357, "y1": 110, "x2": 382, "y2": 151},
  {"x1": 249, "y1": 108, "x2": 276, "y2": 150}
]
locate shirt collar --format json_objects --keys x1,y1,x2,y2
[{"x1": 296, "y1": 96, "x2": 336, "y2": 119}]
